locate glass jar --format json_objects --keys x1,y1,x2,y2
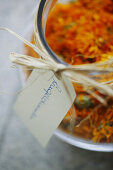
[{"x1": 24, "y1": 0, "x2": 113, "y2": 151}]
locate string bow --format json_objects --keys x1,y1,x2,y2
[{"x1": 1, "y1": 27, "x2": 113, "y2": 105}]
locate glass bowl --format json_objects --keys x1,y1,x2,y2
[{"x1": 32, "y1": 0, "x2": 113, "y2": 151}]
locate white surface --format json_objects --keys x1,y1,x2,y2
[{"x1": 0, "y1": 0, "x2": 113, "y2": 170}]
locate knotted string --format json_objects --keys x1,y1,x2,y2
[
  {"x1": 1, "y1": 27, "x2": 113, "y2": 106},
  {"x1": 1, "y1": 26, "x2": 113, "y2": 131}
]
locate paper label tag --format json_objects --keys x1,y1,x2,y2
[{"x1": 14, "y1": 70, "x2": 76, "y2": 147}]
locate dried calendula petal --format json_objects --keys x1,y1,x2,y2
[{"x1": 23, "y1": 0, "x2": 113, "y2": 143}]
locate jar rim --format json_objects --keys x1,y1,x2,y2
[{"x1": 37, "y1": 0, "x2": 68, "y2": 65}]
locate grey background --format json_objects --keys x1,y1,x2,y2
[{"x1": 0, "y1": 0, "x2": 113, "y2": 170}]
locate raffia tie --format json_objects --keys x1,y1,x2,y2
[{"x1": 1, "y1": 27, "x2": 113, "y2": 105}]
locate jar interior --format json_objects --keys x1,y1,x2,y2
[{"x1": 36, "y1": 0, "x2": 113, "y2": 145}]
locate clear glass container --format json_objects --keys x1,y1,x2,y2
[{"x1": 25, "y1": 0, "x2": 113, "y2": 151}]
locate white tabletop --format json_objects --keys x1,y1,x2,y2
[{"x1": 0, "y1": 0, "x2": 113, "y2": 170}]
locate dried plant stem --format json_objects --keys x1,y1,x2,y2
[
  {"x1": 69, "y1": 104, "x2": 76, "y2": 132},
  {"x1": 76, "y1": 104, "x2": 102, "y2": 127}
]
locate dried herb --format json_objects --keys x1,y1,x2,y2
[
  {"x1": 45, "y1": 0, "x2": 113, "y2": 143},
  {"x1": 25, "y1": 0, "x2": 113, "y2": 143}
]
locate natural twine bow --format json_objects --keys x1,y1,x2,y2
[{"x1": 1, "y1": 26, "x2": 113, "y2": 105}]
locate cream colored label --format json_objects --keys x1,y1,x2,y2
[{"x1": 14, "y1": 69, "x2": 76, "y2": 147}]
